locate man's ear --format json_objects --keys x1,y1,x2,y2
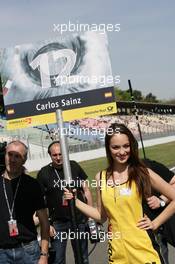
[{"x1": 23, "y1": 155, "x2": 27, "y2": 164}]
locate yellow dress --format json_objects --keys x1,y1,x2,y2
[{"x1": 101, "y1": 170, "x2": 162, "y2": 264}]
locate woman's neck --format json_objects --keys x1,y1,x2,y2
[
  {"x1": 108, "y1": 163, "x2": 128, "y2": 183},
  {"x1": 113, "y1": 163, "x2": 128, "y2": 173}
]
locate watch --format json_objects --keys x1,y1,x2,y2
[
  {"x1": 40, "y1": 252, "x2": 49, "y2": 257},
  {"x1": 159, "y1": 198, "x2": 166, "y2": 207}
]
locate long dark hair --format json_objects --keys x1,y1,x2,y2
[{"x1": 105, "y1": 123, "x2": 151, "y2": 199}]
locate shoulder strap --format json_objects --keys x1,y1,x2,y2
[
  {"x1": 100, "y1": 170, "x2": 102, "y2": 181},
  {"x1": 99, "y1": 170, "x2": 107, "y2": 192}
]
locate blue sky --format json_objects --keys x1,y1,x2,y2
[{"x1": 0, "y1": 0, "x2": 175, "y2": 100}]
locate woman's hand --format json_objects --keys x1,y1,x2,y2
[
  {"x1": 49, "y1": 225, "x2": 56, "y2": 237},
  {"x1": 136, "y1": 215, "x2": 156, "y2": 230},
  {"x1": 147, "y1": 196, "x2": 161, "y2": 209},
  {"x1": 63, "y1": 188, "x2": 76, "y2": 200}
]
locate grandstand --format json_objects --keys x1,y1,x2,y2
[
  {"x1": 0, "y1": 101, "x2": 175, "y2": 161},
  {"x1": 68, "y1": 114, "x2": 175, "y2": 142}
]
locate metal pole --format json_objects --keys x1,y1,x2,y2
[
  {"x1": 128, "y1": 80, "x2": 146, "y2": 159},
  {"x1": 56, "y1": 109, "x2": 72, "y2": 184},
  {"x1": 45, "y1": 124, "x2": 54, "y2": 141},
  {"x1": 0, "y1": 75, "x2": 2, "y2": 94},
  {"x1": 41, "y1": 130, "x2": 45, "y2": 158},
  {"x1": 56, "y1": 109, "x2": 83, "y2": 264},
  {"x1": 0, "y1": 75, "x2": 5, "y2": 118},
  {"x1": 26, "y1": 135, "x2": 31, "y2": 160}
]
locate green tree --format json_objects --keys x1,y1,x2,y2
[
  {"x1": 144, "y1": 93, "x2": 158, "y2": 103},
  {"x1": 133, "y1": 90, "x2": 143, "y2": 101},
  {"x1": 163, "y1": 98, "x2": 175, "y2": 104},
  {"x1": 115, "y1": 87, "x2": 144, "y2": 101}
]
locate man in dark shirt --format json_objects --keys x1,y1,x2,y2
[
  {"x1": 143, "y1": 158, "x2": 175, "y2": 264},
  {"x1": 37, "y1": 141, "x2": 93, "y2": 264},
  {"x1": 0, "y1": 140, "x2": 49, "y2": 264}
]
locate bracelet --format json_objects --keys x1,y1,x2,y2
[{"x1": 40, "y1": 252, "x2": 49, "y2": 257}]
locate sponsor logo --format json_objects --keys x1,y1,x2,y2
[
  {"x1": 7, "y1": 109, "x2": 15, "y2": 115},
  {"x1": 104, "y1": 92, "x2": 112, "y2": 98},
  {"x1": 107, "y1": 106, "x2": 114, "y2": 111}
]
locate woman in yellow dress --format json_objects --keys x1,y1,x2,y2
[{"x1": 64, "y1": 123, "x2": 175, "y2": 264}]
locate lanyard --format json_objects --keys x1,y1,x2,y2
[
  {"x1": 54, "y1": 168, "x2": 61, "y2": 181},
  {"x1": 49, "y1": 163, "x2": 62, "y2": 181},
  {"x1": 3, "y1": 176, "x2": 21, "y2": 220}
]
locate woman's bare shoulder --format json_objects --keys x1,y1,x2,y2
[{"x1": 95, "y1": 171, "x2": 102, "y2": 181}]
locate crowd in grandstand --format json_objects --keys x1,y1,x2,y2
[{"x1": 70, "y1": 114, "x2": 175, "y2": 138}]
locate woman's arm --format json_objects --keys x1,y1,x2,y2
[
  {"x1": 64, "y1": 172, "x2": 107, "y2": 223},
  {"x1": 36, "y1": 208, "x2": 49, "y2": 263},
  {"x1": 95, "y1": 172, "x2": 108, "y2": 223}
]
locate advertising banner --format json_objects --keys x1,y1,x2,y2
[{"x1": 0, "y1": 31, "x2": 117, "y2": 129}]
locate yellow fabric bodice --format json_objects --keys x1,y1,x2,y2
[{"x1": 100, "y1": 170, "x2": 161, "y2": 264}]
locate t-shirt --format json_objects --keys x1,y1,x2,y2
[
  {"x1": 0, "y1": 173, "x2": 46, "y2": 248},
  {"x1": 143, "y1": 159, "x2": 174, "y2": 183},
  {"x1": 37, "y1": 160, "x2": 88, "y2": 223}
]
